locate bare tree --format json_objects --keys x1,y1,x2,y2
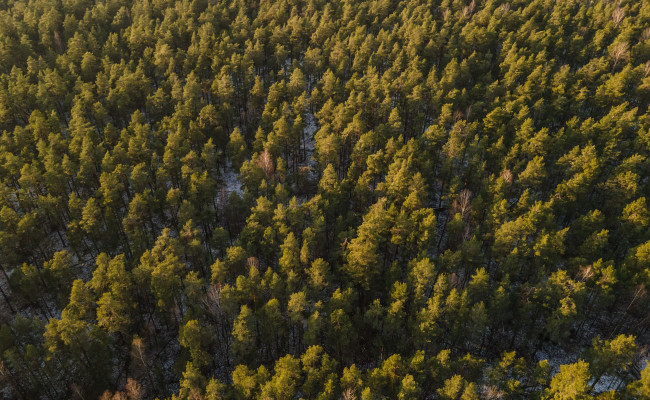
[
  {"x1": 481, "y1": 385, "x2": 506, "y2": 399},
  {"x1": 246, "y1": 256, "x2": 260, "y2": 269},
  {"x1": 501, "y1": 169, "x2": 514, "y2": 185},
  {"x1": 454, "y1": 189, "x2": 473, "y2": 219},
  {"x1": 609, "y1": 41, "x2": 629, "y2": 70},
  {"x1": 343, "y1": 388, "x2": 357, "y2": 400},
  {"x1": 577, "y1": 264, "x2": 594, "y2": 282},
  {"x1": 342, "y1": 388, "x2": 357, "y2": 400},
  {"x1": 125, "y1": 378, "x2": 143, "y2": 400},
  {"x1": 257, "y1": 149, "x2": 274, "y2": 177},
  {"x1": 462, "y1": 0, "x2": 476, "y2": 19},
  {"x1": 130, "y1": 338, "x2": 155, "y2": 391},
  {"x1": 612, "y1": 7, "x2": 625, "y2": 28}
]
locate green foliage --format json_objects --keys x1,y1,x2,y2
[
  {"x1": 543, "y1": 361, "x2": 592, "y2": 400},
  {"x1": 0, "y1": 0, "x2": 647, "y2": 398}
]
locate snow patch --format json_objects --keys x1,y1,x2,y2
[
  {"x1": 302, "y1": 111, "x2": 318, "y2": 169},
  {"x1": 535, "y1": 347, "x2": 575, "y2": 372},
  {"x1": 292, "y1": 111, "x2": 319, "y2": 204},
  {"x1": 220, "y1": 160, "x2": 242, "y2": 195},
  {"x1": 591, "y1": 374, "x2": 621, "y2": 393}
]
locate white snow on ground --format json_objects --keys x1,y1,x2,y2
[
  {"x1": 592, "y1": 374, "x2": 621, "y2": 393},
  {"x1": 0, "y1": 273, "x2": 14, "y2": 318},
  {"x1": 304, "y1": 112, "x2": 317, "y2": 149},
  {"x1": 536, "y1": 347, "x2": 575, "y2": 373},
  {"x1": 221, "y1": 160, "x2": 242, "y2": 195},
  {"x1": 301, "y1": 111, "x2": 318, "y2": 170},
  {"x1": 293, "y1": 111, "x2": 319, "y2": 204}
]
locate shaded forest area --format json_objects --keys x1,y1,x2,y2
[{"x1": 0, "y1": 0, "x2": 649, "y2": 398}]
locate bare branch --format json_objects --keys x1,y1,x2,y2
[{"x1": 612, "y1": 7, "x2": 625, "y2": 28}]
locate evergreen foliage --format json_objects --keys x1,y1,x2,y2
[{"x1": 0, "y1": 0, "x2": 648, "y2": 398}]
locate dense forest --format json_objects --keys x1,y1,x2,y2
[{"x1": 0, "y1": 0, "x2": 649, "y2": 398}]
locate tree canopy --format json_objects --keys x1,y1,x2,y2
[{"x1": 0, "y1": 0, "x2": 648, "y2": 398}]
